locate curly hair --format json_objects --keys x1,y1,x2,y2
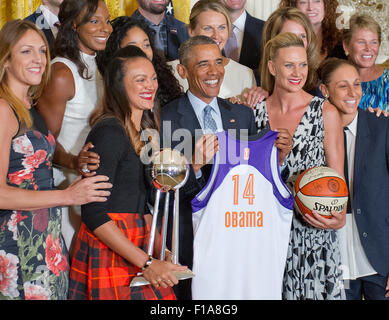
[
  {"x1": 96, "y1": 16, "x2": 183, "y2": 107},
  {"x1": 53, "y1": 0, "x2": 100, "y2": 80},
  {"x1": 278, "y1": 0, "x2": 342, "y2": 56}
]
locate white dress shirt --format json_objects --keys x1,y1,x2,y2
[
  {"x1": 187, "y1": 90, "x2": 223, "y2": 133},
  {"x1": 39, "y1": 5, "x2": 60, "y2": 38},
  {"x1": 187, "y1": 90, "x2": 223, "y2": 179},
  {"x1": 338, "y1": 114, "x2": 377, "y2": 280},
  {"x1": 231, "y1": 10, "x2": 246, "y2": 61}
]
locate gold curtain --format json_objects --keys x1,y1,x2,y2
[{"x1": 0, "y1": 0, "x2": 191, "y2": 29}]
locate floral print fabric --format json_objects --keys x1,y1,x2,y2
[{"x1": 0, "y1": 113, "x2": 69, "y2": 300}]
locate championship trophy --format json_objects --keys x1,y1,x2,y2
[{"x1": 130, "y1": 148, "x2": 195, "y2": 287}]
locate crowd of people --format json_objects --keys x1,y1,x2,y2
[{"x1": 0, "y1": 0, "x2": 388, "y2": 301}]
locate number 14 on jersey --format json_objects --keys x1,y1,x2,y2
[{"x1": 232, "y1": 174, "x2": 255, "y2": 205}]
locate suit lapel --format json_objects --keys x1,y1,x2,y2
[
  {"x1": 239, "y1": 13, "x2": 252, "y2": 64},
  {"x1": 353, "y1": 110, "x2": 370, "y2": 198},
  {"x1": 177, "y1": 93, "x2": 202, "y2": 135},
  {"x1": 166, "y1": 15, "x2": 179, "y2": 60},
  {"x1": 218, "y1": 98, "x2": 238, "y2": 131}
]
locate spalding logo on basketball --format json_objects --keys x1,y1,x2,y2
[{"x1": 294, "y1": 166, "x2": 349, "y2": 218}]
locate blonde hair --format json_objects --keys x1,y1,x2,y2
[
  {"x1": 0, "y1": 20, "x2": 50, "y2": 127},
  {"x1": 343, "y1": 13, "x2": 382, "y2": 46},
  {"x1": 261, "y1": 7, "x2": 319, "y2": 91},
  {"x1": 189, "y1": 0, "x2": 232, "y2": 37},
  {"x1": 261, "y1": 32, "x2": 308, "y2": 95}
]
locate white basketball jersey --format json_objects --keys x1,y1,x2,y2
[{"x1": 191, "y1": 130, "x2": 293, "y2": 300}]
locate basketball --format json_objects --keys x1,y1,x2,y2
[{"x1": 294, "y1": 166, "x2": 349, "y2": 218}]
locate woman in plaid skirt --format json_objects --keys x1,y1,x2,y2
[{"x1": 68, "y1": 45, "x2": 187, "y2": 300}]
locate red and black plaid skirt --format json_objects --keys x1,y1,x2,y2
[{"x1": 68, "y1": 213, "x2": 176, "y2": 300}]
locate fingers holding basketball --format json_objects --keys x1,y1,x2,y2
[
  {"x1": 303, "y1": 209, "x2": 346, "y2": 229},
  {"x1": 294, "y1": 167, "x2": 348, "y2": 229}
]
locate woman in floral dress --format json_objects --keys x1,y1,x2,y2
[{"x1": 0, "y1": 20, "x2": 112, "y2": 300}]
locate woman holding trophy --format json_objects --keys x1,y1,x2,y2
[{"x1": 68, "y1": 45, "x2": 187, "y2": 300}]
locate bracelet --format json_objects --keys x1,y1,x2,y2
[{"x1": 142, "y1": 255, "x2": 153, "y2": 271}]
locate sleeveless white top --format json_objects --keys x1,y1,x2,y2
[
  {"x1": 52, "y1": 52, "x2": 103, "y2": 156},
  {"x1": 51, "y1": 52, "x2": 103, "y2": 253}
]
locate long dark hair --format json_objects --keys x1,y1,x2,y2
[
  {"x1": 96, "y1": 16, "x2": 183, "y2": 107},
  {"x1": 90, "y1": 46, "x2": 159, "y2": 155},
  {"x1": 53, "y1": 0, "x2": 100, "y2": 79}
]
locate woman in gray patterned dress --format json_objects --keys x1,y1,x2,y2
[{"x1": 254, "y1": 33, "x2": 346, "y2": 299}]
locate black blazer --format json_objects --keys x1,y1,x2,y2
[
  {"x1": 239, "y1": 12, "x2": 265, "y2": 85},
  {"x1": 160, "y1": 93, "x2": 257, "y2": 257},
  {"x1": 25, "y1": 10, "x2": 55, "y2": 48},
  {"x1": 352, "y1": 109, "x2": 389, "y2": 277},
  {"x1": 165, "y1": 14, "x2": 189, "y2": 61},
  {"x1": 161, "y1": 93, "x2": 258, "y2": 188},
  {"x1": 159, "y1": 93, "x2": 258, "y2": 299}
]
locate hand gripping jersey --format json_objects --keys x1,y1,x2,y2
[{"x1": 191, "y1": 130, "x2": 293, "y2": 300}]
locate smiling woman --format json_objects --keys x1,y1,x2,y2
[
  {"x1": 343, "y1": 14, "x2": 389, "y2": 113},
  {"x1": 254, "y1": 32, "x2": 346, "y2": 300},
  {"x1": 36, "y1": 0, "x2": 113, "y2": 257},
  {"x1": 0, "y1": 19, "x2": 112, "y2": 301},
  {"x1": 68, "y1": 46, "x2": 186, "y2": 300}
]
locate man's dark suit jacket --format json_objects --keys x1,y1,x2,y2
[
  {"x1": 159, "y1": 93, "x2": 258, "y2": 299},
  {"x1": 25, "y1": 9, "x2": 55, "y2": 49},
  {"x1": 131, "y1": 10, "x2": 189, "y2": 61},
  {"x1": 351, "y1": 109, "x2": 389, "y2": 277},
  {"x1": 239, "y1": 12, "x2": 265, "y2": 85}
]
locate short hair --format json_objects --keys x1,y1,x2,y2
[
  {"x1": 261, "y1": 32, "x2": 307, "y2": 95},
  {"x1": 343, "y1": 13, "x2": 382, "y2": 46},
  {"x1": 189, "y1": 0, "x2": 232, "y2": 37},
  {"x1": 178, "y1": 35, "x2": 218, "y2": 66},
  {"x1": 318, "y1": 57, "x2": 358, "y2": 86},
  {"x1": 0, "y1": 19, "x2": 50, "y2": 127}
]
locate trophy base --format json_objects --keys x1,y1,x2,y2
[{"x1": 130, "y1": 269, "x2": 195, "y2": 287}]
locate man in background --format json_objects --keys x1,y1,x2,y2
[
  {"x1": 222, "y1": 0, "x2": 264, "y2": 84},
  {"x1": 132, "y1": 0, "x2": 188, "y2": 61},
  {"x1": 25, "y1": 0, "x2": 63, "y2": 48}
]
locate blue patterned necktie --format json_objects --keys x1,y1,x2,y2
[{"x1": 203, "y1": 105, "x2": 218, "y2": 133}]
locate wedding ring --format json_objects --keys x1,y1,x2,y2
[{"x1": 81, "y1": 164, "x2": 90, "y2": 173}]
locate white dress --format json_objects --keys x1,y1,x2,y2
[
  {"x1": 52, "y1": 52, "x2": 103, "y2": 254},
  {"x1": 168, "y1": 58, "x2": 256, "y2": 99}
]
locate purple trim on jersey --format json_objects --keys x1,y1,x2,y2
[{"x1": 191, "y1": 130, "x2": 294, "y2": 213}]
